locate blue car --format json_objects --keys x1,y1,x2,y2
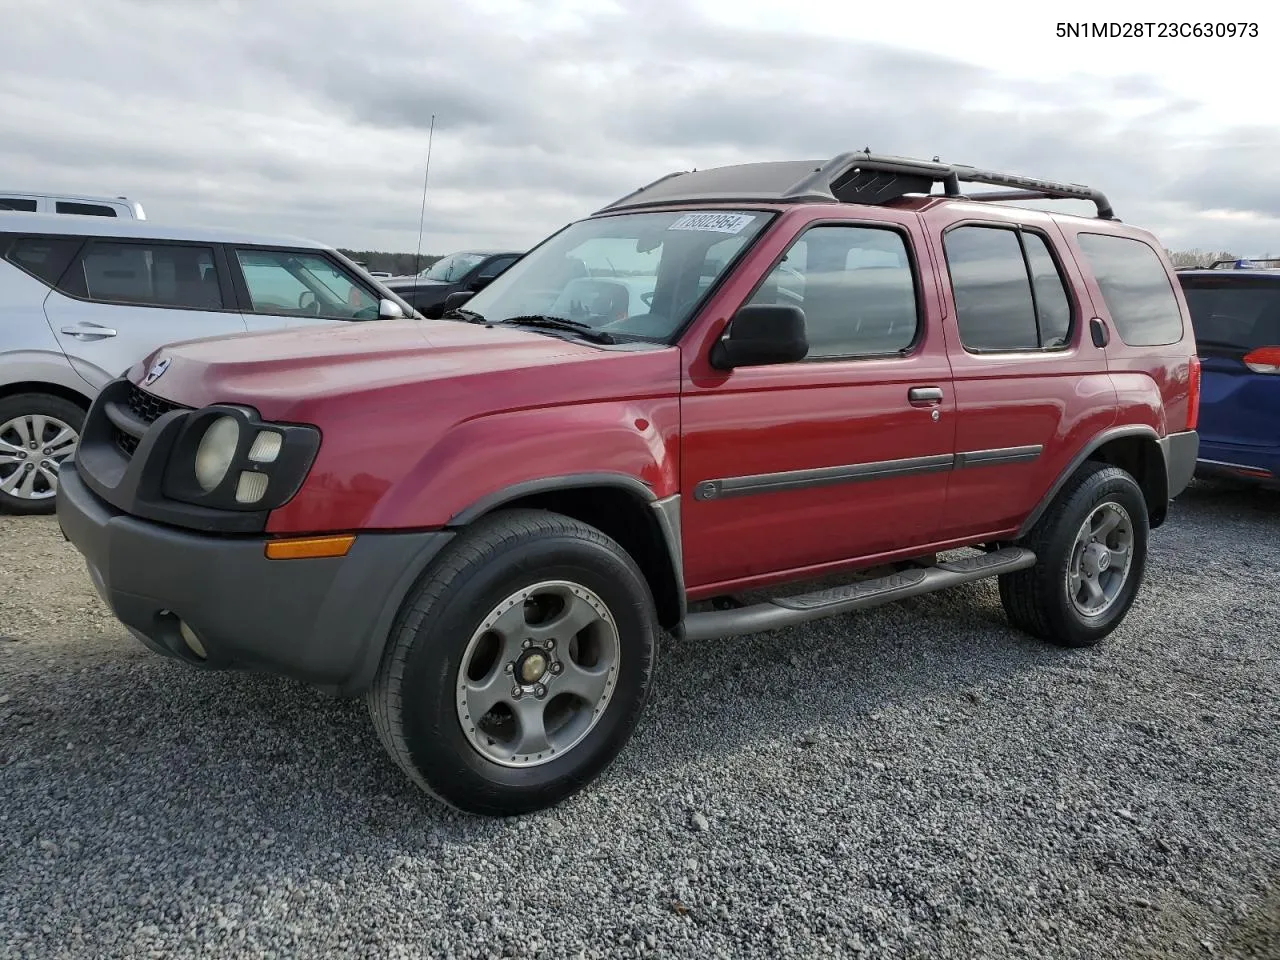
[{"x1": 1177, "y1": 259, "x2": 1280, "y2": 488}]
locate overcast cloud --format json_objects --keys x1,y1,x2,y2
[{"x1": 1, "y1": 0, "x2": 1277, "y2": 256}]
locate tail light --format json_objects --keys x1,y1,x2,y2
[
  {"x1": 1243, "y1": 346, "x2": 1280, "y2": 374},
  {"x1": 1186, "y1": 354, "x2": 1201, "y2": 431}
]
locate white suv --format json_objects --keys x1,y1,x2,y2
[
  {"x1": 0, "y1": 192, "x2": 147, "y2": 219},
  {"x1": 0, "y1": 213, "x2": 413, "y2": 514}
]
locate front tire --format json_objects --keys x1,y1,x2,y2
[
  {"x1": 999, "y1": 462, "x2": 1149, "y2": 648},
  {"x1": 0, "y1": 392, "x2": 85, "y2": 516},
  {"x1": 366, "y1": 509, "x2": 659, "y2": 816}
]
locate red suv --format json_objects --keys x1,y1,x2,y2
[{"x1": 56, "y1": 153, "x2": 1200, "y2": 815}]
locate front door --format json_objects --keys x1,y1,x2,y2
[{"x1": 680, "y1": 211, "x2": 956, "y2": 596}]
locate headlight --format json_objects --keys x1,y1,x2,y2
[
  {"x1": 194, "y1": 416, "x2": 240, "y2": 492},
  {"x1": 160, "y1": 404, "x2": 321, "y2": 515}
]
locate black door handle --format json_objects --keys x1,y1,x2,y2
[
  {"x1": 1089, "y1": 317, "x2": 1110, "y2": 348},
  {"x1": 908, "y1": 386, "x2": 944, "y2": 405}
]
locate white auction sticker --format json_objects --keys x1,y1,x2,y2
[{"x1": 666, "y1": 212, "x2": 756, "y2": 235}]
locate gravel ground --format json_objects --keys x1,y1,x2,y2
[{"x1": 1, "y1": 480, "x2": 1278, "y2": 959}]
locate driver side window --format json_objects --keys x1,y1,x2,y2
[
  {"x1": 746, "y1": 224, "x2": 920, "y2": 359},
  {"x1": 235, "y1": 249, "x2": 379, "y2": 320}
]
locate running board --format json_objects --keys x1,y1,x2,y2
[{"x1": 678, "y1": 547, "x2": 1036, "y2": 642}]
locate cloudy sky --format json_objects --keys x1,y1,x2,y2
[{"x1": 1, "y1": 0, "x2": 1275, "y2": 257}]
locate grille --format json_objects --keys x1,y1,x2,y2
[{"x1": 113, "y1": 384, "x2": 188, "y2": 457}]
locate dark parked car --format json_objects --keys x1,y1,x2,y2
[{"x1": 382, "y1": 250, "x2": 522, "y2": 318}]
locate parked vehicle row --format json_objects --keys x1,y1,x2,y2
[
  {"x1": 54, "y1": 150, "x2": 1202, "y2": 817},
  {"x1": 382, "y1": 249, "x2": 525, "y2": 318}
]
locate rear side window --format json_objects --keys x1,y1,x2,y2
[
  {"x1": 943, "y1": 225, "x2": 1074, "y2": 352},
  {"x1": 56, "y1": 201, "x2": 118, "y2": 218},
  {"x1": 2, "y1": 235, "x2": 82, "y2": 286},
  {"x1": 1179, "y1": 280, "x2": 1280, "y2": 353},
  {"x1": 66, "y1": 241, "x2": 224, "y2": 309},
  {"x1": 0, "y1": 198, "x2": 38, "y2": 212},
  {"x1": 1076, "y1": 233, "x2": 1184, "y2": 346}
]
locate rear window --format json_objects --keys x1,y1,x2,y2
[
  {"x1": 1076, "y1": 233, "x2": 1184, "y2": 346},
  {"x1": 1179, "y1": 279, "x2": 1280, "y2": 353}
]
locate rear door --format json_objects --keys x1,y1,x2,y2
[
  {"x1": 1178, "y1": 274, "x2": 1280, "y2": 454},
  {"x1": 923, "y1": 209, "x2": 1117, "y2": 542},
  {"x1": 42, "y1": 237, "x2": 245, "y2": 388}
]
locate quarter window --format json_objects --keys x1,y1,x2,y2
[
  {"x1": 236, "y1": 249, "x2": 380, "y2": 320},
  {"x1": 2, "y1": 235, "x2": 82, "y2": 286},
  {"x1": 69, "y1": 241, "x2": 223, "y2": 309},
  {"x1": 1077, "y1": 233, "x2": 1184, "y2": 346},
  {"x1": 55, "y1": 201, "x2": 118, "y2": 217},
  {"x1": 746, "y1": 224, "x2": 919, "y2": 358},
  {"x1": 0, "y1": 198, "x2": 38, "y2": 212},
  {"x1": 943, "y1": 225, "x2": 1074, "y2": 352}
]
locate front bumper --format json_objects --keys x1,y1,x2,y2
[{"x1": 57, "y1": 462, "x2": 453, "y2": 695}]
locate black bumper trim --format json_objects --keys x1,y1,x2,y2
[
  {"x1": 57, "y1": 461, "x2": 453, "y2": 696},
  {"x1": 1160, "y1": 430, "x2": 1199, "y2": 499}
]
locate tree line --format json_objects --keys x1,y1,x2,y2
[{"x1": 339, "y1": 249, "x2": 444, "y2": 276}]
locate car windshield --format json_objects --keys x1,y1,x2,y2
[
  {"x1": 1180, "y1": 278, "x2": 1280, "y2": 352},
  {"x1": 422, "y1": 253, "x2": 486, "y2": 282},
  {"x1": 459, "y1": 209, "x2": 774, "y2": 341}
]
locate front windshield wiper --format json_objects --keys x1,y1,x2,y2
[
  {"x1": 498, "y1": 315, "x2": 618, "y2": 344},
  {"x1": 441, "y1": 306, "x2": 487, "y2": 323}
]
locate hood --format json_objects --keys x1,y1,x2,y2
[{"x1": 131, "y1": 318, "x2": 618, "y2": 417}]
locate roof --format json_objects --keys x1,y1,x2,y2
[
  {"x1": 596, "y1": 151, "x2": 1118, "y2": 221},
  {"x1": 0, "y1": 190, "x2": 139, "y2": 204},
  {"x1": 0, "y1": 210, "x2": 331, "y2": 249}
]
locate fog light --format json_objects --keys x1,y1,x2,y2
[
  {"x1": 178, "y1": 620, "x2": 207, "y2": 659},
  {"x1": 248, "y1": 430, "x2": 283, "y2": 463},
  {"x1": 235, "y1": 470, "x2": 269, "y2": 504}
]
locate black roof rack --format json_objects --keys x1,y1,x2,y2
[{"x1": 597, "y1": 151, "x2": 1118, "y2": 220}]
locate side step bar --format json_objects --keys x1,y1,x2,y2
[{"x1": 678, "y1": 547, "x2": 1036, "y2": 642}]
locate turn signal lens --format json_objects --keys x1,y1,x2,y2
[
  {"x1": 264, "y1": 535, "x2": 355, "y2": 560},
  {"x1": 1243, "y1": 345, "x2": 1280, "y2": 374}
]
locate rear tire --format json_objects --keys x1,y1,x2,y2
[
  {"x1": 0, "y1": 392, "x2": 85, "y2": 516},
  {"x1": 999, "y1": 461, "x2": 1149, "y2": 648},
  {"x1": 366, "y1": 508, "x2": 659, "y2": 816}
]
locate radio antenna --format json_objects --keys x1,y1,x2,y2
[{"x1": 413, "y1": 114, "x2": 436, "y2": 277}]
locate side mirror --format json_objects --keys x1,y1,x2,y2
[
  {"x1": 468, "y1": 275, "x2": 496, "y2": 292},
  {"x1": 709, "y1": 304, "x2": 808, "y2": 370},
  {"x1": 377, "y1": 298, "x2": 405, "y2": 319},
  {"x1": 442, "y1": 290, "x2": 476, "y2": 313}
]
